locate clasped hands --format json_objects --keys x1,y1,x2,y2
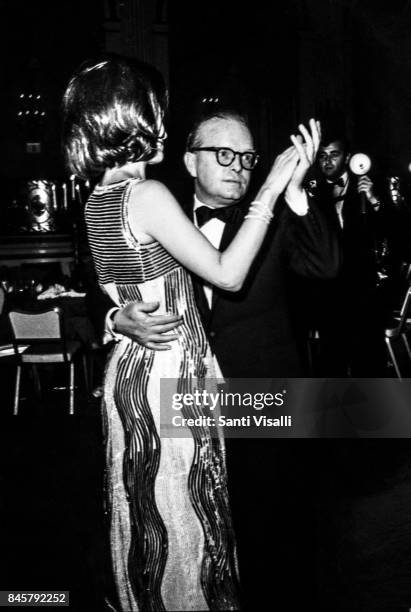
[{"x1": 263, "y1": 118, "x2": 321, "y2": 214}]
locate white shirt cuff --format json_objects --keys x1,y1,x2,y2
[
  {"x1": 104, "y1": 306, "x2": 123, "y2": 343},
  {"x1": 286, "y1": 189, "x2": 309, "y2": 216}
]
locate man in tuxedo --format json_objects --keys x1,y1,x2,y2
[
  {"x1": 307, "y1": 133, "x2": 387, "y2": 376},
  {"x1": 87, "y1": 109, "x2": 340, "y2": 609}
]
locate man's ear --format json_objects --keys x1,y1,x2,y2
[
  {"x1": 345, "y1": 152, "x2": 351, "y2": 166},
  {"x1": 184, "y1": 151, "x2": 197, "y2": 178}
]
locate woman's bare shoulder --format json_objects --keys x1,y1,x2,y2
[{"x1": 131, "y1": 178, "x2": 175, "y2": 207}]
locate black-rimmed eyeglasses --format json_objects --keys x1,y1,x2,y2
[{"x1": 189, "y1": 147, "x2": 259, "y2": 171}]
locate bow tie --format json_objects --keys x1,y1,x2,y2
[
  {"x1": 330, "y1": 177, "x2": 345, "y2": 188},
  {"x1": 196, "y1": 205, "x2": 237, "y2": 228}
]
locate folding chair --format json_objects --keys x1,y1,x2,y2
[
  {"x1": 385, "y1": 286, "x2": 411, "y2": 379},
  {"x1": 8, "y1": 307, "x2": 88, "y2": 415}
]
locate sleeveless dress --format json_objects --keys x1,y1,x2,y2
[{"x1": 85, "y1": 178, "x2": 240, "y2": 611}]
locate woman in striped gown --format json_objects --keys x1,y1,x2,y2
[{"x1": 62, "y1": 57, "x2": 318, "y2": 611}]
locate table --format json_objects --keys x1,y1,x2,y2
[{"x1": 0, "y1": 234, "x2": 75, "y2": 276}]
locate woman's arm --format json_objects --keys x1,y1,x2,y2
[{"x1": 129, "y1": 169, "x2": 287, "y2": 291}]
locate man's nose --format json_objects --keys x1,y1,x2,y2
[{"x1": 229, "y1": 153, "x2": 243, "y2": 172}]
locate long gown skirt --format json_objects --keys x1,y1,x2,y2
[{"x1": 103, "y1": 318, "x2": 239, "y2": 611}]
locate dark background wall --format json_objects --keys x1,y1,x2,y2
[
  {"x1": 169, "y1": 0, "x2": 411, "y2": 184},
  {"x1": 0, "y1": 0, "x2": 104, "y2": 180},
  {"x1": 1, "y1": 0, "x2": 411, "y2": 190}
]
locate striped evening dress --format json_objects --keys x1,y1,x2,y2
[{"x1": 85, "y1": 178, "x2": 239, "y2": 612}]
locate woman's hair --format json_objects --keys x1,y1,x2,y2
[{"x1": 62, "y1": 56, "x2": 167, "y2": 179}]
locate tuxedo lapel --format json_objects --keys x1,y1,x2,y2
[
  {"x1": 187, "y1": 203, "x2": 195, "y2": 223},
  {"x1": 192, "y1": 272, "x2": 211, "y2": 327},
  {"x1": 341, "y1": 178, "x2": 362, "y2": 228},
  {"x1": 185, "y1": 201, "x2": 211, "y2": 326},
  {"x1": 211, "y1": 205, "x2": 244, "y2": 310},
  {"x1": 219, "y1": 205, "x2": 243, "y2": 251},
  {"x1": 318, "y1": 181, "x2": 343, "y2": 235}
]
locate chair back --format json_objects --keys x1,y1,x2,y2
[
  {"x1": 397, "y1": 286, "x2": 411, "y2": 334},
  {"x1": 8, "y1": 307, "x2": 68, "y2": 360}
]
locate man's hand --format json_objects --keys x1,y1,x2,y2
[
  {"x1": 357, "y1": 175, "x2": 379, "y2": 206},
  {"x1": 113, "y1": 301, "x2": 183, "y2": 350},
  {"x1": 255, "y1": 119, "x2": 320, "y2": 208},
  {"x1": 287, "y1": 119, "x2": 321, "y2": 191},
  {"x1": 284, "y1": 118, "x2": 321, "y2": 214},
  {"x1": 262, "y1": 145, "x2": 300, "y2": 199}
]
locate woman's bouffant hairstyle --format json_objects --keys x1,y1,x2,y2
[{"x1": 62, "y1": 56, "x2": 167, "y2": 179}]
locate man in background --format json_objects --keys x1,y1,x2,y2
[{"x1": 305, "y1": 131, "x2": 387, "y2": 376}]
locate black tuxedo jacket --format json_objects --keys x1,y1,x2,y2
[
  {"x1": 312, "y1": 176, "x2": 382, "y2": 288},
  {"x1": 85, "y1": 195, "x2": 340, "y2": 378},
  {"x1": 188, "y1": 198, "x2": 340, "y2": 377},
  {"x1": 301, "y1": 175, "x2": 389, "y2": 375},
  {"x1": 303, "y1": 174, "x2": 386, "y2": 327}
]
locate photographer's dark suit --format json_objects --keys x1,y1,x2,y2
[{"x1": 306, "y1": 176, "x2": 386, "y2": 376}]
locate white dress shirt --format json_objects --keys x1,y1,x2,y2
[{"x1": 327, "y1": 171, "x2": 349, "y2": 229}]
